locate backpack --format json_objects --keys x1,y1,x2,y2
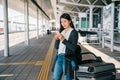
[{"x1": 75, "y1": 45, "x2": 82, "y2": 65}]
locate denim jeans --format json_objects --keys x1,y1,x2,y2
[{"x1": 53, "y1": 54, "x2": 72, "y2": 80}]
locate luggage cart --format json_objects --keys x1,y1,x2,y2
[{"x1": 66, "y1": 52, "x2": 116, "y2": 80}]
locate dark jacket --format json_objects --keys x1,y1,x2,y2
[{"x1": 52, "y1": 29, "x2": 78, "y2": 78}]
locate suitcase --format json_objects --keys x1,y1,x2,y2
[
  {"x1": 71, "y1": 52, "x2": 116, "y2": 80},
  {"x1": 75, "y1": 62, "x2": 116, "y2": 80},
  {"x1": 81, "y1": 52, "x2": 103, "y2": 64}
]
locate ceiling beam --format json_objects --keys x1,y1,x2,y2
[
  {"x1": 76, "y1": 0, "x2": 80, "y2": 3},
  {"x1": 60, "y1": 10, "x2": 99, "y2": 15},
  {"x1": 92, "y1": 0, "x2": 98, "y2": 5},
  {"x1": 62, "y1": 10, "x2": 79, "y2": 13},
  {"x1": 59, "y1": 1, "x2": 104, "y2": 8},
  {"x1": 78, "y1": 0, "x2": 82, "y2": 3},
  {"x1": 93, "y1": 8, "x2": 98, "y2": 12},
  {"x1": 81, "y1": 7, "x2": 86, "y2": 12},
  {"x1": 71, "y1": 0, "x2": 75, "y2": 2},
  {"x1": 71, "y1": 6, "x2": 76, "y2": 11},
  {"x1": 71, "y1": 0, "x2": 81, "y2": 12},
  {"x1": 86, "y1": 0, "x2": 91, "y2": 4},
  {"x1": 102, "y1": 0, "x2": 108, "y2": 5},
  {"x1": 76, "y1": 7, "x2": 81, "y2": 12}
]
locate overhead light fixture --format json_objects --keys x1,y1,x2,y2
[{"x1": 49, "y1": 19, "x2": 55, "y2": 22}]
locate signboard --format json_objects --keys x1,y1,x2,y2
[
  {"x1": 103, "y1": 4, "x2": 113, "y2": 36},
  {"x1": 102, "y1": 3, "x2": 114, "y2": 52}
]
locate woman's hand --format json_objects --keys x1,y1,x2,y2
[
  {"x1": 54, "y1": 31, "x2": 61, "y2": 40},
  {"x1": 58, "y1": 34, "x2": 64, "y2": 41},
  {"x1": 54, "y1": 31, "x2": 64, "y2": 41},
  {"x1": 54, "y1": 34, "x2": 60, "y2": 40}
]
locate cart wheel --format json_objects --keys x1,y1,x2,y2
[{"x1": 76, "y1": 77, "x2": 79, "y2": 80}]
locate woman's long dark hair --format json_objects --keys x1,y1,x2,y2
[{"x1": 59, "y1": 13, "x2": 74, "y2": 32}]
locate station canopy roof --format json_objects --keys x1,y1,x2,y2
[
  {"x1": 54, "y1": 0, "x2": 113, "y2": 17},
  {"x1": 0, "y1": 0, "x2": 118, "y2": 21},
  {"x1": 0, "y1": 0, "x2": 55, "y2": 20}
]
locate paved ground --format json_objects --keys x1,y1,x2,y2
[
  {"x1": 0, "y1": 33, "x2": 120, "y2": 80},
  {"x1": 0, "y1": 34, "x2": 53, "y2": 80}
]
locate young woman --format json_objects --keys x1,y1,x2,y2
[{"x1": 52, "y1": 13, "x2": 78, "y2": 80}]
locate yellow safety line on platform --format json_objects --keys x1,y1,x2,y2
[
  {"x1": 0, "y1": 61, "x2": 43, "y2": 66},
  {"x1": 37, "y1": 38, "x2": 55, "y2": 80}
]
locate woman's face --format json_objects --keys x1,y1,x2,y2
[{"x1": 61, "y1": 18, "x2": 71, "y2": 29}]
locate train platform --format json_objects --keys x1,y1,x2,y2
[
  {"x1": 0, "y1": 33, "x2": 120, "y2": 80},
  {"x1": 0, "y1": 34, "x2": 55, "y2": 80},
  {"x1": 0, "y1": 0, "x2": 120, "y2": 80}
]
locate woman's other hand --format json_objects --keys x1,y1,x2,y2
[
  {"x1": 54, "y1": 34, "x2": 60, "y2": 40},
  {"x1": 54, "y1": 31, "x2": 64, "y2": 41},
  {"x1": 54, "y1": 31, "x2": 60, "y2": 40},
  {"x1": 58, "y1": 34, "x2": 64, "y2": 41}
]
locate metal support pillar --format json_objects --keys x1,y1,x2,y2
[
  {"x1": 89, "y1": 6, "x2": 93, "y2": 29},
  {"x1": 111, "y1": 3, "x2": 115, "y2": 52},
  {"x1": 37, "y1": 8, "x2": 39, "y2": 39},
  {"x1": 3, "y1": 0, "x2": 9, "y2": 57},
  {"x1": 118, "y1": 4, "x2": 120, "y2": 33},
  {"x1": 24, "y1": 0, "x2": 29, "y2": 45}
]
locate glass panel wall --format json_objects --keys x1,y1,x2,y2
[
  {"x1": 8, "y1": 0, "x2": 25, "y2": 55},
  {"x1": 0, "y1": 3, "x2": 4, "y2": 55}
]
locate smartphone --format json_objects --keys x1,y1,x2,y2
[{"x1": 55, "y1": 31, "x2": 60, "y2": 35}]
